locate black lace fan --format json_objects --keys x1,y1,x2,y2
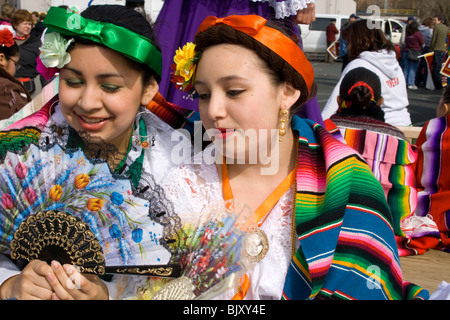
[
  {"x1": 10, "y1": 210, "x2": 105, "y2": 274},
  {"x1": 10, "y1": 210, "x2": 179, "y2": 276}
]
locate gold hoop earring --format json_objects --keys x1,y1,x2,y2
[{"x1": 279, "y1": 109, "x2": 289, "y2": 142}]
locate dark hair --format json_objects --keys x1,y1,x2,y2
[
  {"x1": 194, "y1": 20, "x2": 317, "y2": 115},
  {"x1": 442, "y1": 85, "x2": 450, "y2": 104},
  {"x1": 68, "y1": 5, "x2": 161, "y2": 83},
  {"x1": 406, "y1": 21, "x2": 420, "y2": 36},
  {"x1": 434, "y1": 15, "x2": 443, "y2": 22},
  {"x1": 0, "y1": 41, "x2": 19, "y2": 60},
  {"x1": 341, "y1": 19, "x2": 396, "y2": 61},
  {"x1": 338, "y1": 67, "x2": 385, "y2": 121}
]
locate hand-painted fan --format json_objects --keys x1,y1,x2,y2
[
  {"x1": 0, "y1": 142, "x2": 180, "y2": 277},
  {"x1": 149, "y1": 201, "x2": 257, "y2": 300}
]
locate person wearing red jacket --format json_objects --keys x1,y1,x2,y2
[{"x1": 326, "y1": 18, "x2": 338, "y2": 63}]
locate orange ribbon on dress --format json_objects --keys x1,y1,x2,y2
[
  {"x1": 197, "y1": 15, "x2": 314, "y2": 93},
  {"x1": 222, "y1": 163, "x2": 296, "y2": 299}
]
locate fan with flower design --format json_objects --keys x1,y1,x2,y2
[{"x1": 0, "y1": 142, "x2": 180, "y2": 277}]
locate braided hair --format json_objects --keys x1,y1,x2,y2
[{"x1": 338, "y1": 67, "x2": 385, "y2": 121}]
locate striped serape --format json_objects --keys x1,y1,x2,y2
[
  {"x1": 410, "y1": 115, "x2": 450, "y2": 253},
  {"x1": 282, "y1": 116, "x2": 427, "y2": 300},
  {"x1": 324, "y1": 117, "x2": 418, "y2": 239}
]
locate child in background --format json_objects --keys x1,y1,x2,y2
[{"x1": 0, "y1": 25, "x2": 30, "y2": 120}]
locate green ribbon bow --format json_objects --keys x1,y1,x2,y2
[{"x1": 43, "y1": 6, "x2": 162, "y2": 77}]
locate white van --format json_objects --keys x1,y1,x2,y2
[{"x1": 299, "y1": 14, "x2": 405, "y2": 56}]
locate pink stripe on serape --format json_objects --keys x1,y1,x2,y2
[
  {"x1": 306, "y1": 252, "x2": 335, "y2": 279},
  {"x1": 339, "y1": 230, "x2": 403, "y2": 278}
]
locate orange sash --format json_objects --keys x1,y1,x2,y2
[{"x1": 221, "y1": 163, "x2": 295, "y2": 299}]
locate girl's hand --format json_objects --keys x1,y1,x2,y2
[
  {"x1": 47, "y1": 261, "x2": 109, "y2": 300},
  {"x1": 0, "y1": 260, "x2": 54, "y2": 300}
]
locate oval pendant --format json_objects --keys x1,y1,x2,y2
[{"x1": 245, "y1": 228, "x2": 269, "y2": 263}]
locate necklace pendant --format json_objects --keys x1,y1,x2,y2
[{"x1": 245, "y1": 228, "x2": 269, "y2": 263}]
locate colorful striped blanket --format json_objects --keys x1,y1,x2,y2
[
  {"x1": 411, "y1": 115, "x2": 450, "y2": 252},
  {"x1": 282, "y1": 116, "x2": 428, "y2": 300},
  {"x1": 324, "y1": 117, "x2": 418, "y2": 239}
]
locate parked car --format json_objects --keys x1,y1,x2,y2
[{"x1": 299, "y1": 14, "x2": 405, "y2": 56}]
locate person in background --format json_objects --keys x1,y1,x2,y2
[
  {"x1": 339, "y1": 13, "x2": 358, "y2": 71},
  {"x1": 31, "y1": 11, "x2": 39, "y2": 27},
  {"x1": 399, "y1": 15, "x2": 416, "y2": 69},
  {"x1": 0, "y1": 3, "x2": 14, "y2": 26},
  {"x1": 398, "y1": 16, "x2": 416, "y2": 63},
  {"x1": 31, "y1": 12, "x2": 45, "y2": 39},
  {"x1": 430, "y1": 15, "x2": 448, "y2": 91},
  {"x1": 10, "y1": 9, "x2": 41, "y2": 97},
  {"x1": 403, "y1": 20, "x2": 424, "y2": 90},
  {"x1": 325, "y1": 18, "x2": 338, "y2": 63},
  {"x1": 324, "y1": 67, "x2": 418, "y2": 254},
  {"x1": 322, "y1": 19, "x2": 412, "y2": 126},
  {"x1": 415, "y1": 17, "x2": 434, "y2": 88},
  {"x1": 0, "y1": 25, "x2": 31, "y2": 120}
]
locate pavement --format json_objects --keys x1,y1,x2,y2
[{"x1": 311, "y1": 60, "x2": 443, "y2": 127}]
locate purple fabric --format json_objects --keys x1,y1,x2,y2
[{"x1": 154, "y1": 0, "x2": 324, "y2": 125}]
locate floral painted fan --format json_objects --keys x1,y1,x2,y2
[
  {"x1": 148, "y1": 200, "x2": 258, "y2": 300},
  {"x1": 0, "y1": 142, "x2": 180, "y2": 277}
]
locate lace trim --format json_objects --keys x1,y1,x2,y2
[{"x1": 250, "y1": 0, "x2": 315, "y2": 19}]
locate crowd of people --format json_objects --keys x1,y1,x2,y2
[
  {"x1": 0, "y1": 0, "x2": 448, "y2": 302},
  {"x1": 400, "y1": 14, "x2": 449, "y2": 91}
]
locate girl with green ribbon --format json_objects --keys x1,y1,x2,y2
[{"x1": 0, "y1": 5, "x2": 192, "y2": 300}]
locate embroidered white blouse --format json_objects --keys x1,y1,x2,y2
[{"x1": 161, "y1": 145, "x2": 299, "y2": 300}]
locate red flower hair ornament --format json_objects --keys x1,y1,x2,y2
[{"x1": 0, "y1": 26, "x2": 16, "y2": 48}]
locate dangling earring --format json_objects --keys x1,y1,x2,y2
[
  {"x1": 134, "y1": 110, "x2": 155, "y2": 149},
  {"x1": 279, "y1": 109, "x2": 289, "y2": 142}
]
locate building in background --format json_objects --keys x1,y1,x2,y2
[{"x1": 316, "y1": 0, "x2": 357, "y2": 16}]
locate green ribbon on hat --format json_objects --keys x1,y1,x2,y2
[{"x1": 43, "y1": 6, "x2": 162, "y2": 77}]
